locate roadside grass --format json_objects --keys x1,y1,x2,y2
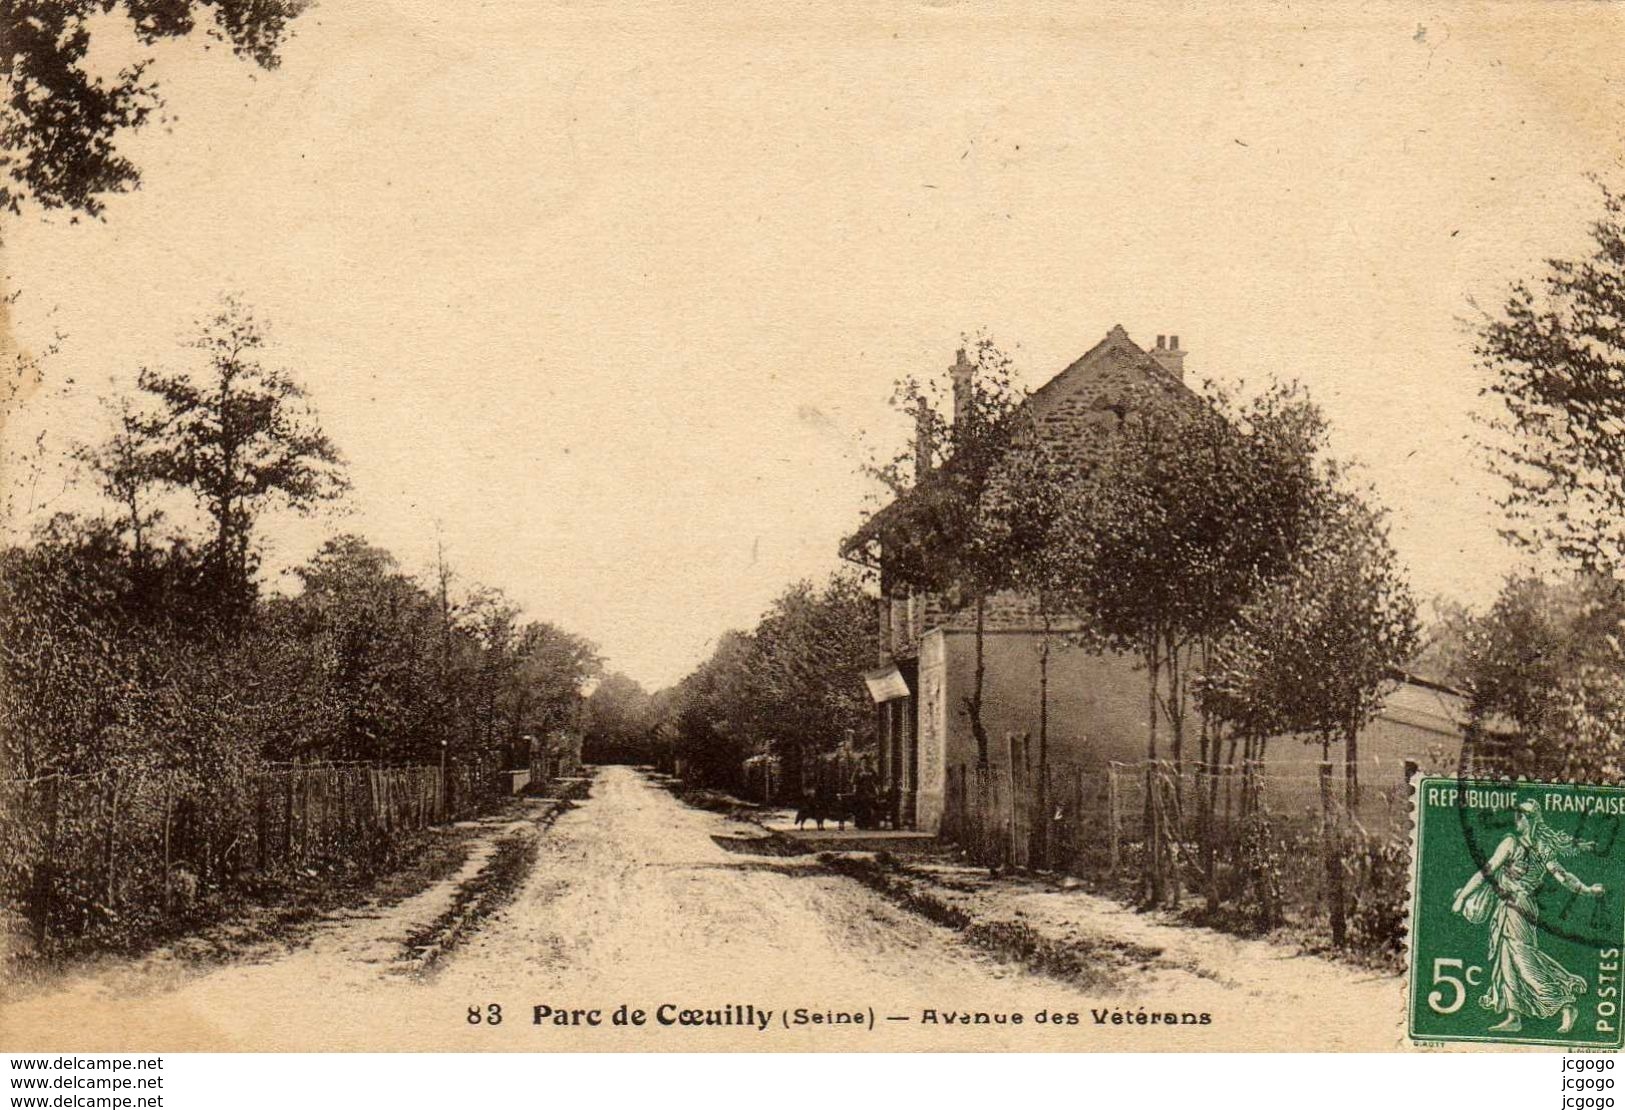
[
  {"x1": 651, "y1": 775, "x2": 766, "y2": 823},
  {"x1": 0, "y1": 814, "x2": 492, "y2": 1000},
  {"x1": 649, "y1": 773, "x2": 816, "y2": 861},
  {"x1": 1173, "y1": 902, "x2": 1406, "y2": 973},
  {"x1": 1046, "y1": 863, "x2": 1407, "y2": 974},
  {"x1": 820, "y1": 852, "x2": 1167, "y2": 993},
  {"x1": 652, "y1": 771, "x2": 1398, "y2": 990},
  {"x1": 1, "y1": 778, "x2": 594, "y2": 998}
]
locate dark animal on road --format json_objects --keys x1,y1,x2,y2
[{"x1": 795, "y1": 794, "x2": 852, "y2": 831}]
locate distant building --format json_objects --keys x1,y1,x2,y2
[{"x1": 845, "y1": 327, "x2": 1464, "y2": 833}]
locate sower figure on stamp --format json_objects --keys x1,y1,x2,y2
[{"x1": 1452, "y1": 800, "x2": 1606, "y2": 1034}]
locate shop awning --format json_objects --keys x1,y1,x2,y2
[{"x1": 863, "y1": 664, "x2": 911, "y2": 703}]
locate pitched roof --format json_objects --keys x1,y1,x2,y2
[
  {"x1": 1029, "y1": 324, "x2": 1188, "y2": 413},
  {"x1": 840, "y1": 326, "x2": 1195, "y2": 563}
]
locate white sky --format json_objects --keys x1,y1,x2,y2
[{"x1": 4, "y1": 2, "x2": 1623, "y2": 688}]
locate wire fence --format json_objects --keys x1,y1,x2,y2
[
  {"x1": 0, "y1": 754, "x2": 507, "y2": 955},
  {"x1": 941, "y1": 755, "x2": 1433, "y2": 957}
]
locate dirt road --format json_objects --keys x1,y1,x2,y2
[{"x1": 1, "y1": 766, "x2": 1409, "y2": 1051}]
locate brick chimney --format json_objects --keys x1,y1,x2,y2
[
  {"x1": 913, "y1": 395, "x2": 935, "y2": 481},
  {"x1": 950, "y1": 347, "x2": 974, "y2": 424},
  {"x1": 1150, "y1": 334, "x2": 1187, "y2": 379}
]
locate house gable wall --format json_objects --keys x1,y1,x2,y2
[
  {"x1": 914, "y1": 629, "x2": 1150, "y2": 829},
  {"x1": 876, "y1": 327, "x2": 1195, "y2": 662}
]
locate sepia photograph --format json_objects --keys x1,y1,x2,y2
[{"x1": 2, "y1": 0, "x2": 1624, "y2": 1059}]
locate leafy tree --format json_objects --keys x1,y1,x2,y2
[
  {"x1": 2, "y1": 0, "x2": 307, "y2": 220},
  {"x1": 0, "y1": 513, "x2": 287, "y2": 901},
  {"x1": 1467, "y1": 184, "x2": 1625, "y2": 785},
  {"x1": 846, "y1": 337, "x2": 1044, "y2": 766},
  {"x1": 508, "y1": 621, "x2": 601, "y2": 762},
  {"x1": 981, "y1": 407, "x2": 1074, "y2": 785},
  {"x1": 662, "y1": 570, "x2": 878, "y2": 792},
  {"x1": 1477, "y1": 183, "x2": 1625, "y2": 575},
  {"x1": 0, "y1": 306, "x2": 615, "y2": 947},
  {"x1": 1541, "y1": 659, "x2": 1625, "y2": 784},
  {"x1": 1197, "y1": 470, "x2": 1418, "y2": 939},
  {"x1": 1459, "y1": 574, "x2": 1625, "y2": 781},
  {"x1": 74, "y1": 397, "x2": 162, "y2": 566},
  {"x1": 0, "y1": 516, "x2": 140, "y2": 779},
  {"x1": 134, "y1": 295, "x2": 347, "y2": 628},
  {"x1": 1202, "y1": 481, "x2": 1419, "y2": 788},
  {"x1": 1049, "y1": 380, "x2": 1326, "y2": 772},
  {"x1": 1411, "y1": 595, "x2": 1478, "y2": 689},
  {"x1": 671, "y1": 630, "x2": 763, "y2": 789},
  {"x1": 277, "y1": 535, "x2": 444, "y2": 763},
  {"x1": 583, "y1": 672, "x2": 653, "y2": 764},
  {"x1": 750, "y1": 572, "x2": 876, "y2": 792},
  {"x1": 462, "y1": 586, "x2": 521, "y2": 760},
  {"x1": 1040, "y1": 377, "x2": 1363, "y2": 907}
]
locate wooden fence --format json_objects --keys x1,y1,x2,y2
[
  {"x1": 0, "y1": 755, "x2": 505, "y2": 954},
  {"x1": 941, "y1": 755, "x2": 1421, "y2": 955}
]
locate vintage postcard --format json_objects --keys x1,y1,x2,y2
[{"x1": 3, "y1": 1, "x2": 1625, "y2": 1054}]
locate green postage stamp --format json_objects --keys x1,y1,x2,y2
[{"x1": 1410, "y1": 776, "x2": 1625, "y2": 1047}]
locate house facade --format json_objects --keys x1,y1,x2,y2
[{"x1": 851, "y1": 327, "x2": 1465, "y2": 833}]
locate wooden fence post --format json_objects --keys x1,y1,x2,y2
[
  {"x1": 104, "y1": 770, "x2": 121, "y2": 913},
  {"x1": 1146, "y1": 763, "x2": 1165, "y2": 905},
  {"x1": 1107, "y1": 765, "x2": 1120, "y2": 874},
  {"x1": 1073, "y1": 766, "x2": 1086, "y2": 874},
  {"x1": 1005, "y1": 731, "x2": 1019, "y2": 871},
  {"x1": 1165, "y1": 765, "x2": 1182, "y2": 908},
  {"x1": 282, "y1": 772, "x2": 294, "y2": 864},
  {"x1": 1034, "y1": 757, "x2": 1048, "y2": 873},
  {"x1": 255, "y1": 776, "x2": 267, "y2": 870},
  {"x1": 162, "y1": 775, "x2": 175, "y2": 911},
  {"x1": 33, "y1": 777, "x2": 60, "y2": 947},
  {"x1": 299, "y1": 769, "x2": 310, "y2": 864},
  {"x1": 1320, "y1": 758, "x2": 1346, "y2": 947}
]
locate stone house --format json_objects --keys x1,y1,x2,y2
[{"x1": 845, "y1": 327, "x2": 1465, "y2": 833}]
